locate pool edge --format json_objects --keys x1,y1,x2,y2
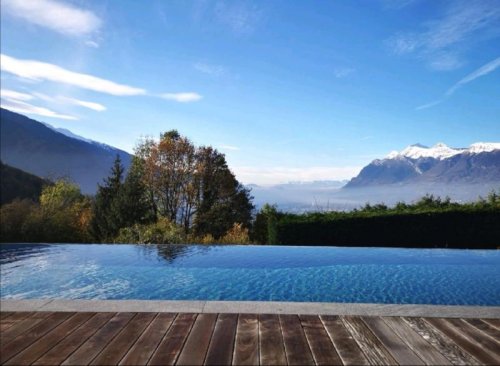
[{"x1": 1, "y1": 299, "x2": 499, "y2": 318}]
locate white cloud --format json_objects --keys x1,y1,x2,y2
[
  {"x1": 84, "y1": 40, "x2": 100, "y2": 48},
  {"x1": 233, "y1": 166, "x2": 362, "y2": 185},
  {"x1": 446, "y1": 56, "x2": 500, "y2": 96},
  {"x1": 59, "y1": 96, "x2": 106, "y2": 111},
  {"x1": 161, "y1": 92, "x2": 203, "y2": 103},
  {"x1": 416, "y1": 56, "x2": 500, "y2": 110},
  {"x1": 1, "y1": 99, "x2": 76, "y2": 120},
  {"x1": 194, "y1": 62, "x2": 226, "y2": 77},
  {"x1": 388, "y1": 1, "x2": 500, "y2": 70},
  {"x1": 1, "y1": 54, "x2": 146, "y2": 96},
  {"x1": 0, "y1": 89, "x2": 33, "y2": 101},
  {"x1": 2, "y1": 0, "x2": 101, "y2": 37},
  {"x1": 219, "y1": 145, "x2": 240, "y2": 151}
]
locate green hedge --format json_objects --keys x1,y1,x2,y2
[{"x1": 275, "y1": 210, "x2": 500, "y2": 248}]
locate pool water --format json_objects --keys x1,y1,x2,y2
[{"x1": 1, "y1": 244, "x2": 499, "y2": 305}]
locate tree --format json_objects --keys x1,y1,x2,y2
[
  {"x1": 91, "y1": 155, "x2": 125, "y2": 240},
  {"x1": 135, "y1": 132, "x2": 254, "y2": 239}
]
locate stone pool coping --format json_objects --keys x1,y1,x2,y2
[{"x1": 1, "y1": 299, "x2": 499, "y2": 318}]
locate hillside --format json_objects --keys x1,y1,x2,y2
[
  {"x1": 0, "y1": 108, "x2": 132, "y2": 194},
  {"x1": 0, "y1": 162, "x2": 49, "y2": 205}
]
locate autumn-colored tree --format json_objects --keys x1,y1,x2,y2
[{"x1": 135, "y1": 131, "x2": 254, "y2": 238}]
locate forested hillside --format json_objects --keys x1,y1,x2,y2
[{"x1": 0, "y1": 162, "x2": 49, "y2": 205}]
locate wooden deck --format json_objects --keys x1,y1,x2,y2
[{"x1": 1, "y1": 311, "x2": 499, "y2": 365}]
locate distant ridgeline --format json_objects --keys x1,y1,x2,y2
[
  {"x1": 0, "y1": 108, "x2": 132, "y2": 194},
  {"x1": 0, "y1": 162, "x2": 50, "y2": 205},
  {"x1": 253, "y1": 195, "x2": 500, "y2": 249}
]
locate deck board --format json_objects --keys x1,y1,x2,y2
[
  {"x1": 425, "y1": 317, "x2": 500, "y2": 365},
  {"x1": 3, "y1": 312, "x2": 94, "y2": 366},
  {"x1": 233, "y1": 314, "x2": 259, "y2": 366},
  {"x1": 177, "y1": 313, "x2": 217, "y2": 366},
  {"x1": 119, "y1": 312, "x2": 176, "y2": 366},
  {"x1": 280, "y1": 314, "x2": 315, "y2": 365},
  {"x1": 362, "y1": 316, "x2": 424, "y2": 365},
  {"x1": 91, "y1": 312, "x2": 156, "y2": 365},
  {"x1": 300, "y1": 314, "x2": 342, "y2": 365},
  {"x1": 259, "y1": 314, "x2": 287, "y2": 365},
  {"x1": 148, "y1": 313, "x2": 196, "y2": 366},
  {"x1": 0, "y1": 312, "x2": 72, "y2": 364},
  {"x1": 205, "y1": 313, "x2": 238, "y2": 366},
  {"x1": 0, "y1": 311, "x2": 499, "y2": 365},
  {"x1": 61, "y1": 312, "x2": 135, "y2": 365}
]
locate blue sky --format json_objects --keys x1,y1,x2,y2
[{"x1": 1, "y1": 0, "x2": 499, "y2": 184}]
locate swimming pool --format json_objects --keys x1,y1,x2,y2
[{"x1": 1, "y1": 244, "x2": 499, "y2": 305}]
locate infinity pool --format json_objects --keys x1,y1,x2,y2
[{"x1": 1, "y1": 244, "x2": 499, "y2": 305}]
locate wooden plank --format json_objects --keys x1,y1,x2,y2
[
  {"x1": 279, "y1": 314, "x2": 314, "y2": 365},
  {"x1": 61, "y1": 312, "x2": 135, "y2": 366},
  {"x1": 119, "y1": 313, "x2": 176, "y2": 366},
  {"x1": 425, "y1": 317, "x2": 500, "y2": 365},
  {"x1": 0, "y1": 312, "x2": 52, "y2": 343},
  {"x1": 0, "y1": 312, "x2": 72, "y2": 364},
  {"x1": 148, "y1": 313, "x2": 197, "y2": 366},
  {"x1": 341, "y1": 315, "x2": 397, "y2": 365},
  {"x1": 445, "y1": 318, "x2": 500, "y2": 359},
  {"x1": 402, "y1": 317, "x2": 480, "y2": 366},
  {"x1": 90, "y1": 312, "x2": 156, "y2": 365},
  {"x1": 300, "y1": 314, "x2": 342, "y2": 366},
  {"x1": 176, "y1": 313, "x2": 217, "y2": 366},
  {"x1": 382, "y1": 317, "x2": 451, "y2": 365},
  {"x1": 320, "y1": 315, "x2": 369, "y2": 366},
  {"x1": 0, "y1": 312, "x2": 34, "y2": 332},
  {"x1": 482, "y1": 318, "x2": 500, "y2": 330},
  {"x1": 232, "y1": 314, "x2": 259, "y2": 366},
  {"x1": 33, "y1": 312, "x2": 115, "y2": 366},
  {"x1": 4, "y1": 312, "x2": 94, "y2": 366},
  {"x1": 464, "y1": 318, "x2": 500, "y2": 341},
  {"x1": 259, "y1": 314, "x2": 286, "y2": 366},
  {"x1": 205, "y1": 313, "x2": 238, "y2": 366},
  {"x1": 363, "y1": 316, "x2": 424, "y2": 365}
]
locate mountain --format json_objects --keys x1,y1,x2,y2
[
  {"x1": 346, "y1": 142, "x2": 500, "y2": 188},
  {"x1": 0, "y1": 108, "x2": 132, "y2": 194},
  {"x1": 0, "y1": 162, "x2": 50, "y2": 205}
]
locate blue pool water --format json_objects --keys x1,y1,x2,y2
[{"x1": 1, "y1": 244, "x2": 499, "y2": 305}]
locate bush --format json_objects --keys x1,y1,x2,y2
[{"x1": 114, "y1": 217, "x2": 185, "y2": 244}]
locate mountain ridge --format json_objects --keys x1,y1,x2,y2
[{"x1": 0, "y1": 108, "x2": 132, "y2": 194}]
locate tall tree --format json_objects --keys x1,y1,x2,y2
[
  {"x1": 135, "y1": 132, "x2": 254, "y2": 238},
  {"x1": 91, "y1": 155, "x2": 125, "y2": 240}
]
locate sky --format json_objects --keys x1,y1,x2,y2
[{"x1": 1, "y1": 0, "x2": 499, "y2": 185}]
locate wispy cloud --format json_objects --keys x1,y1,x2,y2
[
  {"x1": 1, "y1": 54, "x2": 146, "y2": 96},
  {"x1": 214, "y1": 1, "x2": 262, "y2": 35},
  {"x1": 233, "y1": 166, "x2": 362, "y2": 185},
  {"x1": 219, "y1": 145, "x2": 240, "y2": 151},
  {"x1": 446, "y1": 56, "x2": 500, "y2": 96},
  {"x1": 2, "y1": 0, "x2": 101, "y2": 37},
  {"x1": 1, "y1": 89, "x2": 33, "y2": 101},
  {"x1": 59, "y1": 96, "x2": 106, "y2": 111},
  {"x1": 333, "y1": 68, "x2": 355, "y2": 78},
  {"x1": 161, "y1": 92, "x2": 203, "y2": 103},
  {"x1": 194, "y1": 62, "x2": 227, "y2": 77},
  {"x1": 416, "y1": 56, "x2": 500, "y2": 109},
  {"x1": 1, "y1": 99, "x2": 76, "y2": 120},
  {"x1": 387, "y1": 0, "x2": 500, "y2": 70}
]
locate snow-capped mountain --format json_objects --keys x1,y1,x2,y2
[
  {"x1": 385, "y1": 142, "x2": 500, "y2": 160},
  {"x1": 345, "y1": 142, "x2": 500, "y2": 188}
]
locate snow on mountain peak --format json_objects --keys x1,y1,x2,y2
[
  {"x1": 384, "y1": 141, "x2": 499, "y2": 160},
  {"x1": 468, "y1": 142, "x2": 500, "y2": 154}
]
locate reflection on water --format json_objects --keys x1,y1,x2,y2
[{"x1": 1, "y1": 244, "x2": 499, "y2": 305}]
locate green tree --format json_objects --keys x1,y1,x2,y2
[{"x1": 91, "y1": 155, "x2": 125, "y2": 240}]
